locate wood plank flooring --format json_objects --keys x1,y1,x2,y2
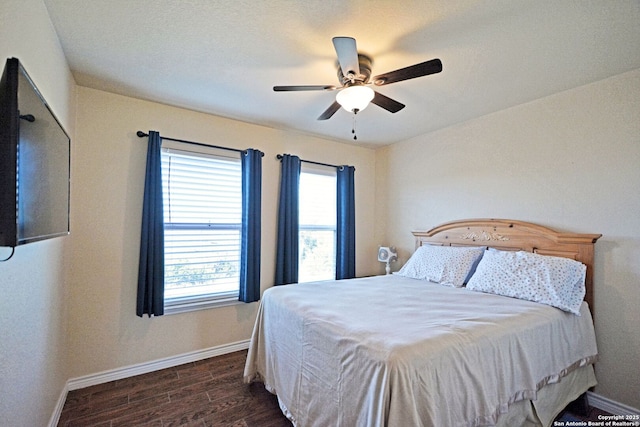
[
  {"x1": 57, "y1": 349, "x2": 609, "y2": 426},
  {"x1": 57, "y1": 350, "x2": 291, "y2": 427}
]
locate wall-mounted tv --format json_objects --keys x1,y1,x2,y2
[{"x1": 0, "y1": 58, "x2": 70, "y2": 248}]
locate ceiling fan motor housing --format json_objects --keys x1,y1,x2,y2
[{"x1": 337, "y1": 54, "x2": 372, "y2": 85}]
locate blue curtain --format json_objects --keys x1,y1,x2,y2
[
  {"x1": 239, "y1": 149, "x2": 263, "y2": 302},
  {"x1": 336, "y1": 165, "x2": 356, "y2": 280},
  {"x1": 137, "y1": 131, "x2": 164, "y2": 317},
  {"x1": 275, "y1": 154, "x2": 301, "y2": 285}
]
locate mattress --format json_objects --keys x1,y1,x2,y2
[{"x1": 244, "y1": 275, "x2": 598, "y2": 427}]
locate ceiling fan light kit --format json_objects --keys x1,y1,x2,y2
[
  {"x1": 274, "y1": 36, "x2": 442, "y2": 137},
  {"x1": 336, "y1": 84, "x2": 375, "y2": 113}
]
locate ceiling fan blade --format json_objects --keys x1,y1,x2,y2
[
  {"x1": 373, "y1": 59, "x2": 442, "y2": 86},
  {"x1": 332, "y1": 37, "x2": 360, "y2": 78},
  {"x1": 317, "y1": 101, "x2": 341, "y2": 120},
  {"x1": 371, "y1": 91, "x2": 405, "y2": 113},
  {"x1": 274, "y1": 85, "x2": 336, "y2": 91}
]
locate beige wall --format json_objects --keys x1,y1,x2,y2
[
  {"x1": 0, "y1": 0, "x2": 76, "y2": 426},
  {"x1": 377, "y1": 69, "x2": 640, "y2": 409},
  {"x1": 66, "y1": 86, "x2": 378, "y2": 378}
]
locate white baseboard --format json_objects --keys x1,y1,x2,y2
[
  {"x1": 67, "y1": 339, "x2": 249, "y2": 391},
  {"x1": 49, "y1": 340, "x2": 249, "y2": 427},
  {"x1": 48, "y1": 382, "x2": 69, "y2": 427},
  {"x1": 588, "y1": 391, "x2": 640, "y2": 416}
]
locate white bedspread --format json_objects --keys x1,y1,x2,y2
[{"x1": 243, "y1": 275, "x2": 598, "y2": 427}]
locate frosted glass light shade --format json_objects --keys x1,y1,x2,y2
[{"x1": 336, "y1": 85, "x2": 374, "y2": 112}]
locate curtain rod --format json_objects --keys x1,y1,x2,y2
[
  {"x1": 136, "y1": 131, "x2": 263, "y2": 156},
  {"x1": 276, "y1": 154, "x2": 349, "y2": 170}
]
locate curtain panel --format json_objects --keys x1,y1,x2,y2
[
  {"x1": 336, "y1": 165, "x2": 356, "y2": 280},
  {"x1": 136, "y1": 131, "x2": 165, "y2": 317},
  {"x1": 239, "y1": 149, "x2": 263, "y2": 302},
  {"x1": 275, "y1": 154, "x2": 301, "y2": 285}
]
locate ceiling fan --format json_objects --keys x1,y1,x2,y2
[{"x1": 274, "y1": 36, "x2": 442, "y2": 121}]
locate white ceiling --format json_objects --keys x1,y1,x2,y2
[{"x1": 43, "y1": 0, "x2": 640, "y2": 147}]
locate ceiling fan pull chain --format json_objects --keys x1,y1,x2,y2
[{"x1": 352, "y1": 108, "x2": 358, "y2": 140}]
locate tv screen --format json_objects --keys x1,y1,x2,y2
[{"x1": 0, "y1": 58, "x2": 70, "y2": 248}]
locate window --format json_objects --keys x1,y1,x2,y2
[
  {"x1": 298, "y1": 167, "x2": 337, "y2": 282},
  {"x1": 161, "y1": 143, "x2": 242, "y2": 313}
]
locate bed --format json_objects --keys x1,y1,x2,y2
[{"x1": 244, "y1": 219, "x2": 602, "y2": 427}]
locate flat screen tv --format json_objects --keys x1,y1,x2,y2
[{"x1": 0, "y1": 58, "x2": 70, "y2": 248}]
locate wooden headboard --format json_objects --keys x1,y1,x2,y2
[{"x1": 412, "y1": 219, "x2": 601, "y2": 310}]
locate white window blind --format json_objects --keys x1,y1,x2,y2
[
  {"x1": 298, "y1": 169, "x2": 336, "y2": 282},
  {"x1": 161, "y1": 146, "x2": 242, "y2": 305}
]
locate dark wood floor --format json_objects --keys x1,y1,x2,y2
[
  {"x1": 57, "y1": 350, "x2": 291, "y2": 427},
  {"x1": 57, "y1": 349, "x2": 608, "y2": 426}
]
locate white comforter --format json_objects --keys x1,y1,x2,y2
[{"x1": 243, "y1": 275, "x2": 598, "y2": 427}]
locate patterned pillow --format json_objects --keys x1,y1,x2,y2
[
  {"x1": 395, "y1": 245, "x2": 485, "y2": 288},
  {"x1": 466, "y1": 249, "x2": 587, "y2": 315}
]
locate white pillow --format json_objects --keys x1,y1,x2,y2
[
  {"x1": 466, "y1": 249, "x2": 586, "y2": 315},
  {"x1": 395, "y1": 245, "x2": 485, "y2": 288}
]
